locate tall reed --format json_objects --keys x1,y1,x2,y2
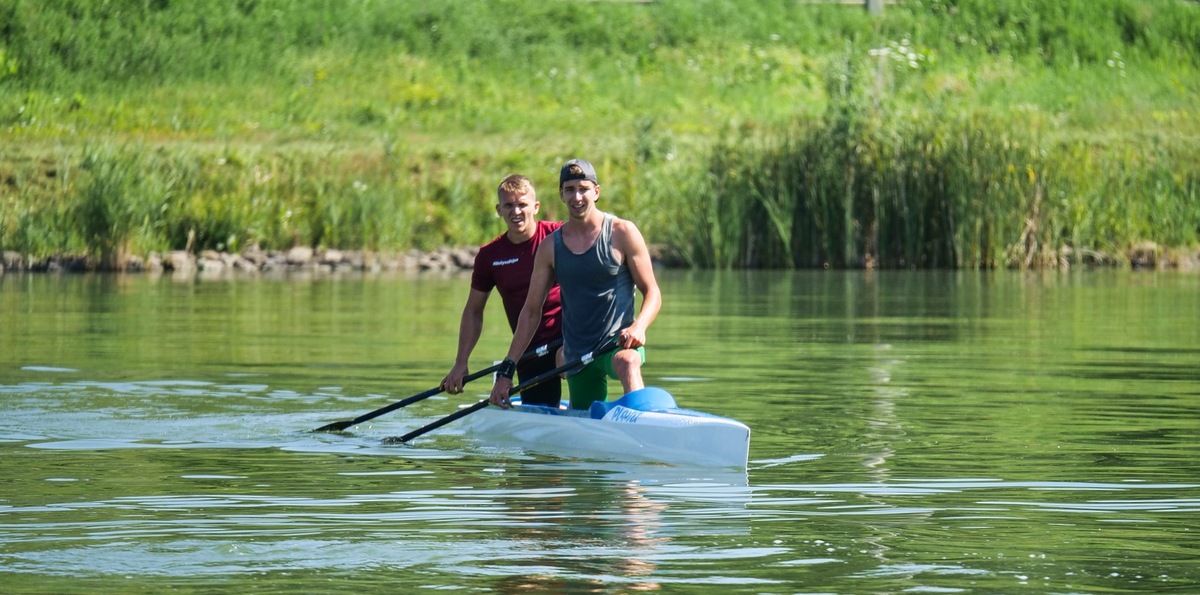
[
  {"x1": 654, "y1": 61, "x2": 1200, "y2": 269},
  {"x1": 74, "y1": 145, "x2": 169, "y2": 268}
]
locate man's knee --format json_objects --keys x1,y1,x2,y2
[{"x1": 613, "y1": 349, "x2": 640, "y2": 368}]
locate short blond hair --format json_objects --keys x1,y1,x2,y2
[{"x1": 497, "y1": 174, "x2": 535, "y2": 201}]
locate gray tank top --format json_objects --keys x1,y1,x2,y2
[{"x1": 553, "y1": 214, "x2": 635, "y2": 367}]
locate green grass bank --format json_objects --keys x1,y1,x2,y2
[{"x1": 1, "y1": 0, "x2": 1198, "y2": 270}]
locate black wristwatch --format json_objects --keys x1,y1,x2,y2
[{"x1": 496, "y1": 357, "x2": 517, "y2": 380}]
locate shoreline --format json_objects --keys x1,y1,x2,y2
[
  {"x1": 2, "y1": 242, "x2": 1197, "y2": 277},
  {"x1": 0, "y1": 246, "x2": 481, "y2": 278}
]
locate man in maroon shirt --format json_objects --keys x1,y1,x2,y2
[{"x1": 440, "y1": 174, "x2": 564, "y2": 406}]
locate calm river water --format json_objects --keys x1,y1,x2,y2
[{"x1": 1, "y1": 269, "x2": 1198, "y2": 593}]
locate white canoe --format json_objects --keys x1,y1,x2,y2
[{"x1": 457, "y1": 387, "x2": 751, "y2": 469}]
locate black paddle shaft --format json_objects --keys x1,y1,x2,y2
[
  {"x1": 386, "y1": 336, "x2": 620, "y2": 444},
  {"x1": 311, "y1": 338, "x2": 561, "y2": 432}
]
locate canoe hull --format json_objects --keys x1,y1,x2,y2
[{"x1": 458, "y1": 402, "x2": 751, "y2": 468}]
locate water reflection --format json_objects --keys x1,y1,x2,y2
[{"x1": 454, "y1": 466, "x2": 678, "y2": 592}]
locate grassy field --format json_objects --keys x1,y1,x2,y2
[{"x1": 1, "y1": 0, "x2": 1198, "y2": 269}]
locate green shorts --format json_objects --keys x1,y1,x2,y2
[{"x1": 566, "y1": 346, "x2": 646, "y2": 410}]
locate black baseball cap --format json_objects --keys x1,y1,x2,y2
[{"x1": 559, "y1": 158, "x2": 599, "y2": 188}]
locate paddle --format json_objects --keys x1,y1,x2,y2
[
  {"x1": 310, "y1": 338, "x2": 562, "y2": 433},
  {"x1": 383, "y1": 336, "x2": 621, "y2": 445}
]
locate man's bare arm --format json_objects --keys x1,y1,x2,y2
[{"x1": 614, "y1": 219, "x2": 661, "y2": 348}]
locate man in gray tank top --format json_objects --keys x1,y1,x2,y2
[{"x1": 488, "y1": 158, "x2": 663, "y2": 410}]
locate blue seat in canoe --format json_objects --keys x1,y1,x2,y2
[{"x1": 589, "y1": 387, "x2": 678, "y2": 419}]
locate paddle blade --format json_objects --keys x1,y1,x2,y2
[{"x1": 311, "y1": 420, "x2": 355, "y2": 433}]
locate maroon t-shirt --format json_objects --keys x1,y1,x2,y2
[{"x1": 471, "y1": 220, "x2": 563, "y2": 346}]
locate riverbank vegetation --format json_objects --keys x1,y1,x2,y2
[{"x1": 2, "y1": 0, "x2": 1198, "y2": 269}]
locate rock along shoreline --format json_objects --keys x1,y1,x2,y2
[
  {"x1": 1, "y1": 242, "x2": 1195, "y2": 276},
  {"x1": 0, "y1": 246, "x2": 482, "y2": 278}
]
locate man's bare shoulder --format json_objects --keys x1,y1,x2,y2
[
  {"x1": 535, "y1": 233, "x2": 556, "y2": 267},
  {"x1": 611, "y1": 217, "x2": 647, "y2": 245}
]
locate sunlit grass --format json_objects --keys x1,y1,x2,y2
[{"x1": 1, "y1": 0, "x2": 1197, "y2": 268}]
